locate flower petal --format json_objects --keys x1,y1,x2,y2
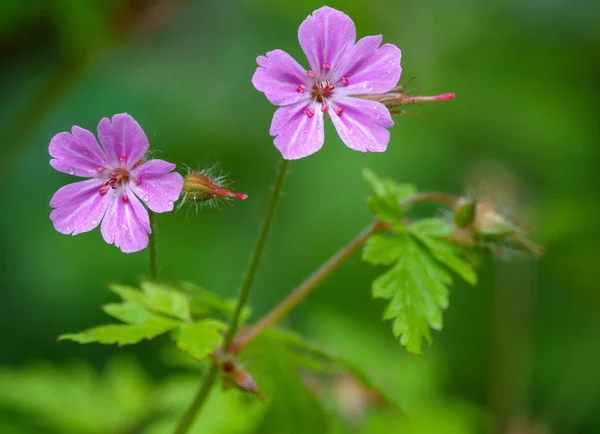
[
  {"x1": 333, "y1": 36, "x2": 402, "y2": 95},
  {"x1": 49, "y1": 178, "x2": 112, "y2": 235},
  {"x1": 298, "y1": 6, "x2": 356, "y2": 77},
  {"x1": 97, "y1": 113, "x2": 149, "y2": 168},
  {"x1": 49, "y1": 126, "x2": 108, "y2": 177},
  {"x1": 129, "y1": 160, "x2": 184, "y2": 213},
  {"x1": 270, "y1": 101, "x2": 325, "y2": 160},
  {"x1": 252, "y1": 50, "x2": 311, "y2": 106},
  {"x1": 328, "y1": 96, "x2": 393, "y2": 152},
  {"x1": 101, "y1": 189, "x2": 151, "y2": 253}
]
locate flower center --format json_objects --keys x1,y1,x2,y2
[{"x1": 299, "y1": 70, "x2": 350, "y2": 117}]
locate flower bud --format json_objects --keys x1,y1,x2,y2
[{"x1": 182, "y1": 170, "x2": 247, "y2": 209}]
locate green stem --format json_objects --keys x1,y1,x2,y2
[
  {"x1": 222, "y1": 158, "x2": 289, "y2": 350},
  {"x1": 173, "y1": 363, "x2": 219, "y2": 434},
  {"x1": 149, "y1": 212, "x2": 158, "y2": 279}
]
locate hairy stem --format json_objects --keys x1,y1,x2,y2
[
  {"x1": 223, "y1": 158, "x2": 290, "y2": 350},
  {"x1": 232, "y1": 220, "x2": 385, "y2": 352},
  {"x1": 149, "y1": 212, "x2": 158, "y2": 279},
  {"x1": 173, "y1": 362, "x2": 219, "y2": 434}
]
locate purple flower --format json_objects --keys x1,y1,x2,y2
[
  {"x1": 252, "y1": 6, "x2": 402, "y2": 160},
  {"x1": 49, "y1": 113, "x2": 184, "y2": 253}
]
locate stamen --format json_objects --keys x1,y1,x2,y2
[
  {"x1": 321, "y1": 62, "x2": 330, "y2": 69},
  {"x1": 99, "y1": 186, "x2": 108, "y2": 195},
  {"x1": 96, "y1": 166, "x2": 105, "y2": 172},
  {"x1": 321, "y1": 104, "x2": 329, "y2": 113},
  {"x1": 297, "y1": 84, "x2": 306, "y2": 94},
  {"x1": 307, "y1": 71, "x2": 316, "y2": 78},
  {"x1": 305, "y1": 108, "x2": 315, "y2": 118},
  {"x1": 336, "y1": 107, "x2": 344, "y2": 115},
  {"x1": 134, "y1": 176, "x2": 142, "y2": 185},
  {"x1": 121, "y1": 194, "x2": 129, "y2": 203},
  {"x1": 342, "y1": 77, "x2": 349, "y2": 86},
  {"x1": 119, "y1": 156, "x2": 127, "y2": 163}
]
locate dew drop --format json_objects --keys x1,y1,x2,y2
[
  {"x1": 143, "y1": 194, "x2": 150, "y2": 202},
  {"x1": 91, "y1": 219, "x2": 98, "y2": 226},
  {"x1": 68, "y1": 168, "x2": 75, "y2": 174},
  {"x1": 65, "y1": 226, "x2": 71, "y2": 232},
  {"x1": 168, "y1": 200, "x2": 174, "y2": 206}
]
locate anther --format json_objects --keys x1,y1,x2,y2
[
  {"x1": 96, "y1": 166, "x2": 105, "y2": 172},
  {"x1": 305, "y1": 108, "x2": 315, "y2": 118},
  {"x1": 98, "y1": 186, "x2": 108, "y2": 195},
  {"x1": 134, "y1": 176, "x2": 142, "y2": 185},
  {"x1": 342, "y1": 76, "x2": 349, "y2": 86},
  {"x1": 121, "y1": 194, "x2": 129, "y2": 203},
  {"x1": 119, "y1": 156, "x2": 127, "y2": 163},
  {"x1": 297, "y1": 84, "x2": 306, "y2": 94},
  {"x1": 336, "y1": 107, "x2": 344, "y2": 115},
  {"x1": 307, "y1": 71, "x2": 316, "y2": 78},
  {"x1": 321, "y1": 62, "x2": 330, "y2": 69},
  {"x1": 321, "y1": 104, "x2": 329, "y2": 113}
]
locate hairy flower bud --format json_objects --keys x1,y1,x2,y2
[{"x1": 182, "y1": 170, "x2": 247, "y2": 209}]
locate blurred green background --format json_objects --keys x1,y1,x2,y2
[{"x1": 1, "y1": 0, "x2": 599, "y2": 433}]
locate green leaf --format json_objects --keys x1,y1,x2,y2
[
  {"x1": 410, "y1": 219, "x2": 477, "y2": 285},
  {"x1": 175, "y1": 320, "x2": 226, "y2": 360},
  {"x1": 59, "y1": 319, "x2": 179, "y2": 346},
  {"x1": 363, "y1": 169, "x2": 416, "y2": 222},
  {"x1": 102, "y1": 302, "x2": 163, "y2": 324},
  {"x1": 368, "y1": 235, "x2": 451, "y2": 354},
  {"x1": 362, "y1": 234, "x2": 405, "y2": 265},
  {"x1": 109, "y1": 282, "x2": 191, "y2": 322},
  {"x1": 140, "y1": 281, "x2": 192, "y2": 322}
]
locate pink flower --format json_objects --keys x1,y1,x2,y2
[
  {"x1": 49, "y1": 113, "x2": 184, "y2": 253},
  {"x1": 252, "y1": 6, "x2": 402, "y2": 160}
]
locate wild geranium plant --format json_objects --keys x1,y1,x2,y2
[{"x1": 49, "y1": 6, "x2": 541, "y2": 434}]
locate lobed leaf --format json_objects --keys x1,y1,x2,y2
[
  {"x1": 363, "y1": 169, "x2": 416, "y2": 222},
  {"x1": 102, "y1": 302, "x2": 163, "y2": 324}
]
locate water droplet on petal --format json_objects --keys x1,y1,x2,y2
[
  {"x1": 143, "y1": 194, "x2": 150, "y2": 202},
  {"x1": 91, "y1": 219, "x2": 98, "y2": 226},
  {"x1": 68, "y1": 168, "x2": 74, "y2": 174},
  {"x1": 65, "y1": 226, "x2": 71, "y2": 232},
  {"x1": 168, "y1": 200, "x2": 174, "y2": 206}
]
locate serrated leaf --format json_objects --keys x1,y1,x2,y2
[
  {"x1": 369, "y1": 235, "x2": 451, "y2": 354},
  {"x1": 102, "y1": 302, "x2": 163, "y2": 324},
  {"x1": 410, "y1": 219, "x2": 477, "y2": 285},
  {"x1": 140, "y1": 281, "x2": 192, "y2": 322},
  {"x1": 176, "y1": 320, "x2": 226, "y2": 360},
  {"x1": 110, "y1": 284, "x2": 148, "y2": 305},
  {"x1": 363, "y1": 169, "x2": 416, "y2": 222},
  {"x1": 362, "y1": 234, "x2": 405, "y2": 265},
  {"x1": 59, "y1": 319, "x2": 179, "y2": 346}
]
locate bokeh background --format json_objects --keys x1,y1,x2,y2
[{"x1": 1, "y1": 0, "x2": 599, "y2": 433}]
